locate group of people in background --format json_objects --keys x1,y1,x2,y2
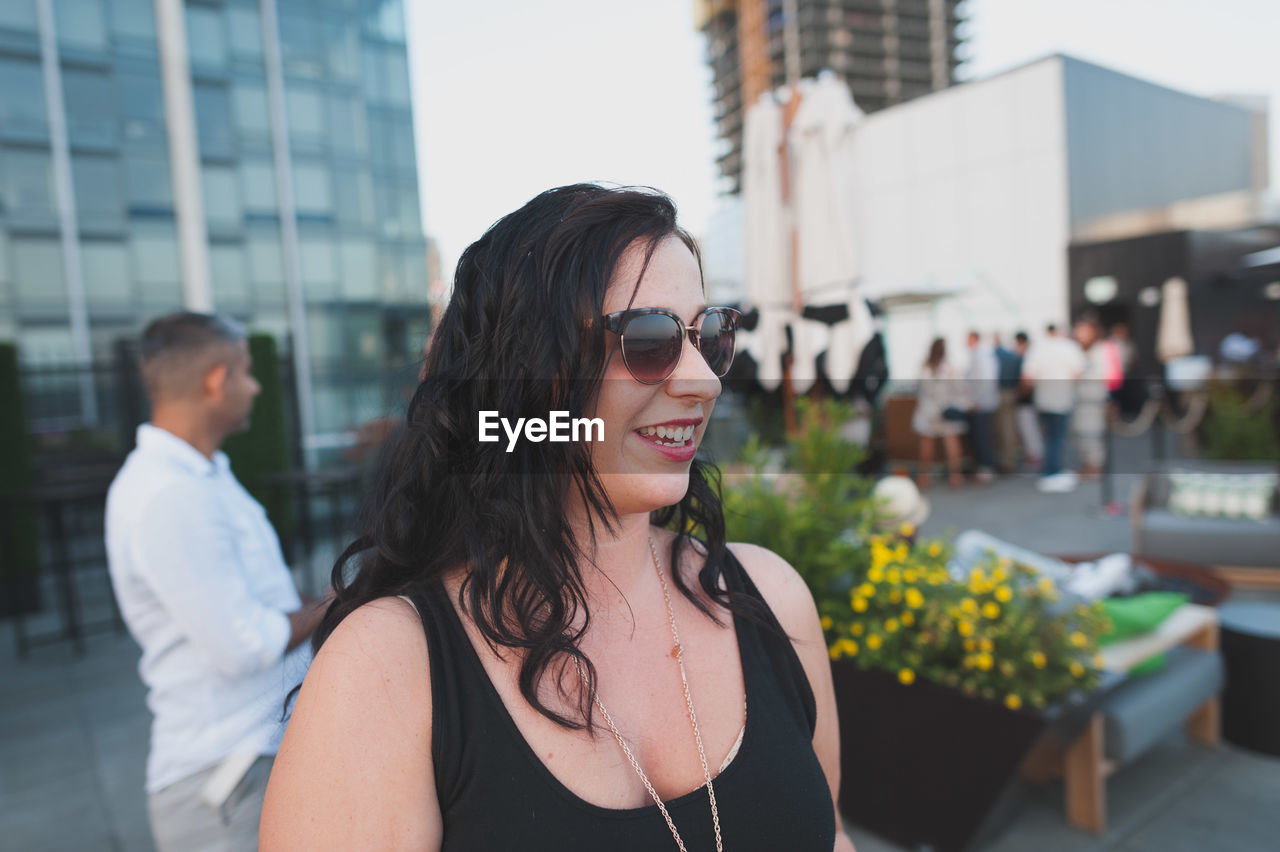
[{"x1": 912, "y1": 317, "x2": 1132, "y2": 493}]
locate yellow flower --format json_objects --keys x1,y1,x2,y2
[
  {"x1": 982, "y1": 601, "x2": 1001, "y2": 619},
  {"x1": 997, "y1": 557, "x2": 1013, "y2": 571},
  {"x1": 995, "y1": 586, "x2": 1013, "y2": 603},
  {"x1": 898, "y1": 522, "x2": 916, "y2": 538},
  {"x1": 888, "y1": 589, "x2": 902, "y2": 604},
  {"x1": 901, "y1": 611, "x2": 915, "y2": 627},
  {"x1": 999, "y1": 660, "x2": 1016, "y2": 677},
  {"x1": 1031, "y1": 651, "x2": 1047, "y2": 669},
  {"x1": 898, "y1": 668, "x2": 916, "y2": 685},
  {"x1": 991, "y1": 567, "x2": 1007, "y2": 583},
  {"x1": 979, "y1": 637, "x2": 993, "y2": 653},
  {"x1": 957, "y1": 619, "x2": 975, "y2": 637},
  {"x1": 867, "y1": 565, "x2": 885, "y2": 584},
  {"x1": 1070, "y1": 631, "x2": 1088, "y2": 648},
  {"x1": 828, "y1": 645, "x2": 840, "y2": 660},
  {"x1": 886, "y1": 568, "x2": 901, "y2": 586},
  {"x1": 851, "y1": 622, "x2": 865, "y2": 636},
  {"x1": 839, "y1": 638, "x2": 859, "y2": 657},
  {"x1": 885, "y1": 618, "x2": 900, "y2": 633},
  {"x1": 963, "y1": 638, "x2": 976, "y2": 652},
  {"x1": 820, "y1": 615, "x2": 833, "y2": 630},
  {"x1": 866, "y1": 633, "x2": 882, "y2": 650},
  {"x1": 905, "y1": 588, "x2": 924, "y2": 609},
  {"x1": 976, "y1": 653, "x2": 994, "y2": 671},
  {"x1": 1038, "y1": 577, "x2": 1056, "y2": 594},
  {"x1": 969, "y1": 568, "x2": 985, "y2": 584},
  {"x1": 852, "y1": 596, "x2": 868, "y2": 613},
  {"x1": 1070, "y1": 661, "x2": 1085, "y2": 678},
  {"x1": 1005, "y1": 694, "x2": 1022, "y2": 711},
  {"x1": 858, "y1": 583, "x2": 875, "y2": 599},
  {"x1": 903, "y1": 569, "x2": 918, "y2": 584},
  {"x1": 961, "y1": 598, "x2": 978, "y2": 615},
  {"x1": 927, "y1": 541, "x2": 942, "y2": 558},
  {"x1": 1093, "y1": 653, "x2": 1106, "y2": 668},
  {"x1": 894, "y1": 543, "x2": 908, "y2": 562}
]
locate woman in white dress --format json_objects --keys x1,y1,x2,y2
[{"x1": 911, "y1": 337, "x2": 967, "y2": 489}]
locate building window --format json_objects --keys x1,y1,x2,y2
[
  {"x1": 328, "y1": 93, "x2": 368, "y2": 155},
  {"x1": 300, "y1": 232, "x2": 337, "y2": 299},
  {"x1": 279, "y1": 12, "x2": 323, "y2": 78},
  {"x1": 240, "y1": 159, "x2": 276, "y2": 213},
  {"x1": 118, "y1": 67, "x2": 166, "y2": 144},
  {"x1": 130, "y1": 224, "x2": 181, "y2": 306},
  {"x1": 63, "y1": 68, "x2": 117, "y2": 149},
  {"x1": 210, "y1": 243, "x2": 249, "y2": 307},
  {"x1": 293, "y1": 162, "x2": 332, "y2": 217},
  {"x1": 109, "y1": 0, "x2": 155, "y2": 42},
  {"x1": 81, "y1": 241, "x2": 132, "y2": 309},
  {"x1": 0, "y1": 1, "x2": 38, "y2": 31},
  {"x1": 13, "y1": 238, "x2": 67, "y2": 313},
  {"x1": 333, "y1": 168, "x2": 373, "y2": 228},
  {"x1": 324, "y1": 21, "x2": 358, "y2": 81},
  {"x1": 55, "y1": 0, "x2": 107, "y2": 52},
  {"x1": 364, "y1": 0, "x2": 405, "y2": 43},
  {"x1": 338, "y1": 238, "x2": 375, "y2": 300},
  {"x1": 2, "y1": 148, "x2": 57, "y2": 223},
  {"x1": 227, "y1": 6, "x2": 263, "y2": 59},
  {"x1": 286, "y1": 86, "x2": 325, "y2": 145},
  {"x1": 185, "y1": 5, "x2": 228, "y2": 70},
  {"x1": 248, "y1": 231, "x2": 285, "y2": 305},
  {"x1": 202, "y1": 164, "x2": 242, "y2": 229},
  {"x1": 231, "y1": 79, "x2": 271, "y2": 141},
  {"x1": 124, "y1": 151, "x2": 172, "y2": 211},
  {"x1": 0, "y1": 59, "x2": 49, "y2": 139},
  {"x1": 72, "y1": 154, "x2": 125, "y2": 229},
  {"x1": 193, "y1": 83, "x2": 234, "y2": 159}
]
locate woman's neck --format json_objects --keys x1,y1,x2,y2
[{"x1": 576, "y1": 513, "x2": 661, "y2": 614}]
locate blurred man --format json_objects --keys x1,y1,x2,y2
[
  {"x1": 105, "y1": 313, "x2": 329, "y2": 851},
  {"x1": 965, "y1": 331, "x2": 999, "y2": 482},
  {"x1": 995, "y1": 331, "x2": 1038, "y2": 472},
  {"x1": 1073, "y1": 316, "x2": 1113, "y2": 478},
  {"x1": 1022, "y1": 323, "x2": 1085, "y2": 492}
]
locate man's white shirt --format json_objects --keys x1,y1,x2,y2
[
  {"x1": 1023, "y1": 336, "x2": 1087, "y2": 414},
  {"x1": 105, "y1": 424, "x2": 310, "y2": 793}
]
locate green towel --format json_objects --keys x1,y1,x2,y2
[{"x1": 1099, "y1": 592, "x2": 1190, "y2": 676}]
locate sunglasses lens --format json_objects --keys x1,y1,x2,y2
[
  {"x1": 622, "y1": 312, "x2": 682, "y2": 383},
  {"x1": 698, "y1": 310, "x2": 737, "y2": 377}
]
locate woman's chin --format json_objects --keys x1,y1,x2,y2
[{"x1": 598, "y1": 471, "x2": 691, "y2": 516}]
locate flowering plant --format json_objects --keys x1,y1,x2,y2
[
  {"x1": 822, "y1": 530, "x2": 1108, "y2": 711},
  {"x1": 721, "y1": 399, "x2": 1109, "y2": 712}
]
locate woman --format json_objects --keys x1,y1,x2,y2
[
  {"x1": 260, "y1": 185, "x2": 853, "y2": 850},
  {"x1": 911, "y1": 337, "x2": 966, "y2": 489}
]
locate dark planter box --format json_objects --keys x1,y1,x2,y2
[{"x1": 832, "y1": 661, "x2": 1049, "y2": 852}]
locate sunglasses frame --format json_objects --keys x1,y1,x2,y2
[{"x1": 602, "y1": 306, "x2": 742, "y2": 385}]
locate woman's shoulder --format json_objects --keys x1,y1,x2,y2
[
  {"x1": 726, "y1": 542, "x2": 818, "y2": 630},
  {"x1": 305, "y1": 596, "x2": 431, "y2": 713}
]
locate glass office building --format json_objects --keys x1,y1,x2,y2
[{"x1": 0, "y1": 0, "x2": 429, "y2": 455}]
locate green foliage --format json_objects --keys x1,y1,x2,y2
[
  {"x1": 1202, "y1": 385, "x2": 1280, "y2": 461},
  {"x1": 723, "y1": 398, "x2": 878, "y2": 609},
  {"x1": 224, "y1": 334, "x2": 295, "y2": 539},
  {"x1": 0, "y1": 342, "x2": 42, "y2": 615}
]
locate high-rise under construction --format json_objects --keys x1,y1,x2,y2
[{"x1": 695, "y1": 0, "x2": 967, "y2": 193}]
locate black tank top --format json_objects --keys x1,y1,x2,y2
[{"x1": 406, "y1": 549, "x2": 836, "y2": 851}]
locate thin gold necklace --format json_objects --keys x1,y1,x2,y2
[{"x1": 573, "y1": 537, "x2": 723, "y2": 852}]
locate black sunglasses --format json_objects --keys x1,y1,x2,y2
[{"x1": 602, "y1": 306, "x2": 741, "y2": 384}]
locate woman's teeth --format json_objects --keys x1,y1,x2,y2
[{"x1": 638, "y1": 424, "x2": 696, "y2": 446}]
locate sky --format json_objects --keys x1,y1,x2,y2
[{"x1": 406, "y1": 0, "x2": 1280, "y2": 282}]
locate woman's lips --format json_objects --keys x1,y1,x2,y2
[{"x1": 634, "y1": 424, "x2": 699, "y2": 462}]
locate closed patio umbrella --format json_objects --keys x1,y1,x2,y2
[{"x1": 1156, "y1": 276, "x2": 1194, "y2": 363}]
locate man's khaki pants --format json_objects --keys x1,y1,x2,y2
[{"x1": 148, "y1": 756, "x2": 273, "y2": 851}]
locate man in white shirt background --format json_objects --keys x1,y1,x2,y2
[
  {"x1": 1021, "y1": 322, "x2": 1087, "y2": 492},
  {"x1": 105, "y1": 313, "x2": 331, "y2": 851}
]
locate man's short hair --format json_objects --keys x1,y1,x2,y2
[
  {"x1": 139, "y1": 312, "x2": 246, "y2": 402},
  {"x1": 1014, "y1": 331, "x2": 1029, "y2": 345}
]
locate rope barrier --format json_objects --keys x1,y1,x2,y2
[{"x1": 1158, "y1": 392, "x2": 1209, "y2": 435}]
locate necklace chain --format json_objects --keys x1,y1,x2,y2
[{"x1": 573, "y1": 537, "x2": 723, "y2": 852}]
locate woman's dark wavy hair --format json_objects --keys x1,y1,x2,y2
[{"x1": 304, "y1": 184, "x2": 777, "y2": 730}]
